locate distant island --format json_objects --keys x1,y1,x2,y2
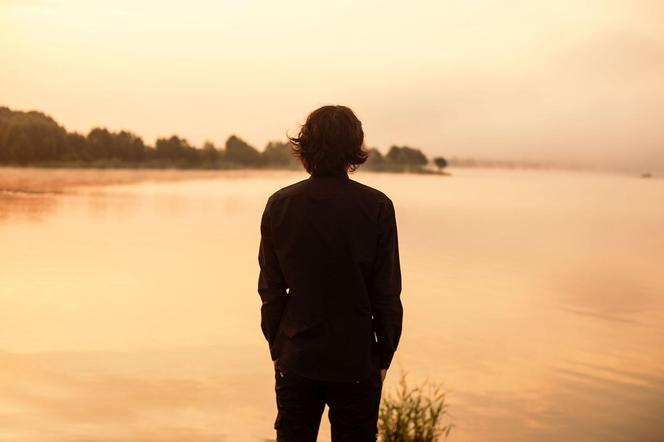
[{"x1": 0, "y1": 106, "x2": 450, "y2": 175}]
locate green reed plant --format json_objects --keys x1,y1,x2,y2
[{"x1": 378, "y1": 371, "x2": 453, "y2": 441}]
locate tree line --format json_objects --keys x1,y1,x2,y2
[{"x1": 0, "y1": 107, "x2": 448, "y2": 173}]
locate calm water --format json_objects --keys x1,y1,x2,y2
[{"x1": 1, "y1": 168, "x2": 663, "y2": 442}]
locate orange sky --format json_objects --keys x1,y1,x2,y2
[{"x1": 2, "y1": 0, "x2": 663, "y2": 171}]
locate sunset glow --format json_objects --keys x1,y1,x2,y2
[{"x1": 2, "y1": 0, "x2": 663, "y2": 170}]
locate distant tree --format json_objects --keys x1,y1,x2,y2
[
  {"x1": 262, "y1": 141, "x2": 297, "y2": 167},
  {"x1": 62, "y1": 132, "x2": 89, "y2": 161},
  {"x1": 87, "y1": 128, "x2": 114, "y2": 160},
  {"x1": 113, "y1": 131, "x2": 147, "y2": 161},
  {"x1": 3, "y1": 129, "x2": 32, "y2": 163},
  {"x1": 433, "y1": 156, "x2": 448, "y2": 171},
  {"x1": 386, "y1": 145, "x2": 428, "y2": 167},
  {"x1": 201, "y1": 141, "x2": 221, "y2": 163},
  {"x1": 364, "y1": 147, "x2": 386, "y2": 170},
  {"x1": 155, "y1": 135, "x2": 197, "y2": 162},
  {"x1": 0, "y1": 106, "x2": 446, "y2": 174},
  {"x1": 0, "y1": 108, "x2": 68, "y2": 163},
  {"x1": 224, "y1": 135, "x2": 261, "y2": 166}
]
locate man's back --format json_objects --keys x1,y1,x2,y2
[
  {"x1": 258, "y1": 170, "x2": 403, "y2": 382},
  {"x1": 258, "y1": 105, "x2": 402, "y2": 440}
]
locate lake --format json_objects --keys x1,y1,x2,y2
[{"x1": 1, "y1": 167, "x2": 663, "y2": 442}]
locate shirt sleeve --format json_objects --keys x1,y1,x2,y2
[
  {"x1": 369, "y1": 197, "x2": 404, "y2": 369},
  {"x1": 257, "y1": 198, "x2": 288, "y2": 360}
]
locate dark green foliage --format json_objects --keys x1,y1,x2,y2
[
  {"x1": 0, "y1": 107, "x2": 68, "y2": 163},
  {"x1": 365, "y1": 145, "x2": 433, "y2": 173},
  {"x1": 433, "y1": 157, "x2": 448, "y2": 171},
  {"x1": 379, "y1": 372, "x2": 453, "y2": 442},
  {"x1": 262, "y1": 141, "x2": 299, "y2": 168},
  {"x1": 88, "y1": 128, "x2": 147, "y2": 162},
  {"x1": 0, "y1": 106, "x2": 443, "y2": 173},
  {"x1": 224, "y1": 135, "x2": 261, "y2": 166},
  {"x1": 386, "y1": 145, "x2": 429, "y2": 167},
  {"x1": 60, "y1": 132, "x2": 89, "y2": 161},
  {"x1": 155, "y1": 135, "x2": 198, "y2": 163},
  {"x1": 201, "y1": 141, "x2": 221, "y2": 164},
  {"x1": 365, "y1": 147, "x2": 387, "y2": 169}
]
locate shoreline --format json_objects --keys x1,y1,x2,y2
[{"x1": 0, "y1": 166, "x2": 450, "y2": 194}]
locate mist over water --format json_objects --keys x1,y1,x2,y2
[{"x1": 1, "y1": 168, "x2": 663, "y2": 441}]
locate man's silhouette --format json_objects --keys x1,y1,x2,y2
[{"x1": 258, "y1": 105, "x2": 403, "y2": 441}]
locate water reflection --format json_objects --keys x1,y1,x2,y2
[
  {"x1": 1, "y1": 168, "x2": 663, "y2": 441},
  {"x1": 0, "y1": 192, "x2": 60, "y2": 224}
]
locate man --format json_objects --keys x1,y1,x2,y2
[{"x1": 257, "y1": 105, "x2": 403, "y2": 441}]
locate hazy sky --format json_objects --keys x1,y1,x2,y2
[{"x1": 2, "y1": 0, "x2": 663, "y2": 170}]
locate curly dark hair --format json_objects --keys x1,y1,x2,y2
[{"x1": 288, "y1": 105, "x2": 368, "y2": 175}]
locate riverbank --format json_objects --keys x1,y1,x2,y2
[{"x1": 0, "y1": 166, "x2": 449, "y2": 194}]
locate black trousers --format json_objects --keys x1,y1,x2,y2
[{"x1": 274, "y1": 367, "x2": 383, "y2": 441}]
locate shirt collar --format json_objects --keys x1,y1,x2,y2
[{"x1": 309, "y1": 170, "x2": 350, "y2": 180}]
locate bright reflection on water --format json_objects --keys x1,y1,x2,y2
[{"x1": 1, "y1": 168, "x2": 663, "y2": 442}]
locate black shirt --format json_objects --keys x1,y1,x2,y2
[{"x1": 257, "y1": 170, "x2": 403, "y2": 382}]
